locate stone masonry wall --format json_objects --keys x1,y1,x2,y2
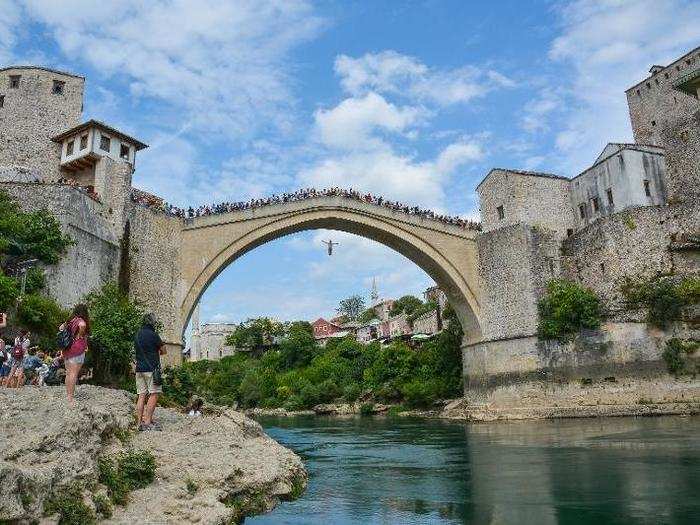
[
  {"x1": 476, "y1": 224, "x2": 560, "y2": 341},
  {"x1": 125, "y1": 203, "x2": 184, "y2": 365},
  {"x1": 561, "y1": 202, "x2": 700, "y2": 320},
  {"x1": 478, "y1": 170, "x2": 573, "y2": 239},
  {"x1": 625, "y1": 47, "x2": 700, "y2": 146},
  {"x1": 660, "y1": 109, "x2": 700, "y2": 204},
  {"x1": 0, "y1": 180, "x2": 120, "y2": 308},
  {"x1": 463, "y1": 321, "x2": 699, "y2": 393},
  {"x1": 0, "y1": 67, "x2": 84, "y2": 181}
]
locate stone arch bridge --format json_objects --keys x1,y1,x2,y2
[{"x1": 131, "y1": 195, "x2": 484, "y2": 364}]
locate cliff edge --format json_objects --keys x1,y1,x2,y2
[{"x1": 0, "y1": 385, "x2": 306, "y2": 524}]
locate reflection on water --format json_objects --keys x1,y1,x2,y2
[{"x1": 249, "y1": 415, "x2": 700, "y2": 525}]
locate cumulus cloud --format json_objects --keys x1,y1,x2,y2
[
  {"x1": 546, "y1": 0, "x2": 700, "y2": 173},
  {"x1": 17, "y1": 0, "x2": 324, "y2": 140},
  {"x1": 335, "y1": 50, "x2": 514, "y2": 106},
  {"x1": 314, "y1": 92, "x2": 423, "y2": 150}
]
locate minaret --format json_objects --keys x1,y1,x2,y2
[
  {"x1": 371, "y1": 277, "x2": 379, "y2": 305},
  {"x1": 189, "y1": 303, "x2": 201, "y2": 361}
]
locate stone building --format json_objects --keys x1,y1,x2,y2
[
  {"x1": 0, "y1": 66, "x2": 84, "y2": 181},
  {"x1": 468, "y1": 46, "x2": 700, "y2": 394},
  {"x1": 625, "y1": 46, "x2": 700, "y2": 146},
  {"x1": 412, "y1": 309, "x2": 439, "y2": 336}
]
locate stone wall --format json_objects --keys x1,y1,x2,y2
[
  {"x1": 476, "y1": 224, "x2": 560, "y2": 340},
  {"x1": 125, "y1": 203, "x2": 184, "y2": 365},
  {"x1": 463, "y1": 321, "x2": 699, "y2": 393},
  {"x1": 0, "y1": 67, "x2": 84, "y2": 181},
  {"x1": 561, "y1": 201, "x2": 700, "y2": 318},
  {"x1": 0, "y1": 180, "x2": 120, "y2": 308},
  {"x1": 478, "y1": 169, "x2": 573, "y2": 239},
  {"x1": 660, "y1": 109, "x2": 700, "y2": 204},
  {"x1": 625, "y1": 48, "x2": 700, "y2": 146}
]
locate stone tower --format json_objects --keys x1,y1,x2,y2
[{"x1": 0, "y1": 66, "x2": 85, "y2": 180}]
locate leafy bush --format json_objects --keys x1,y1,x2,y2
[
  {"x1": 119, "y1": 449, "x2": 156, "y2": 490},
  {"x1": 0, "y1": 273, "x2": 19, "y2": 311},
  {"x1": 23, "y1": 266, "x2": 46, "y2": 294},
  {"x1": 0, "y1": 190, "x2": 73, "y2": 267},
  {"x1": 343, "y1": 382, "x2": 362, "y2": 402},
  {"x1": 98, "y1": 456, "x2": 129, "y2": 506},
  {"x1": 622, "y1": 275, "x2": 700, "y2": 328},
  {"x1": 91, "y1": 492, "x2": 113, "y2": 519},
  {"x1": 44, "y1": 483, "x2": 96, "y2": 525},
  {"x1": 98, "y1": 449, "x2": 157, "y2": 507},
  {"x1": 87, "y1": 282, "x2": 145, "y2": 384},
  {"x1": 16, "y1": 293, "x2": 67, "y2": 339},
  {"x1": 401, "y1": 378, "x2": 442, "y2": 408},
  {"x1": 662, "y1": 338, "x2": 699, "y2": 376},
  {"x1": 359, "y1": 402, "x2": 375, "y2": 416},
  {"x1": 537, "y1": 279, "x2": 602, "y2": 340}
]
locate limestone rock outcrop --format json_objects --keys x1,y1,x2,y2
[{"x1": 0, "y1": 385, "x2": 306, "y2": 524}]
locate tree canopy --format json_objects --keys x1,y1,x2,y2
[
  {"x1": 226, "y1": 317, "x2": 284, "y2": 348},
  {"x1": 336, "y1": 295, "x2": 366, "y2": 321},
  {"x1": 390, "y1": 295, "x2": 423, "y2": 317}
]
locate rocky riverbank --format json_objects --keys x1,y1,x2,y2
[
  {"x1": 245, "y1": 376, "x2": 700, "y2": 422},
  {"x1": 0, "y1": 385, "x2": 306, "y2": 524}
]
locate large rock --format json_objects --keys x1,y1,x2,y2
[{"x1": 0, "y1": 385, "x2": 306, "y2": 524}]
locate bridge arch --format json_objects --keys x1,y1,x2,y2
[{"x1": 177, "y1": 197, "x2": 484, "y2": 346}]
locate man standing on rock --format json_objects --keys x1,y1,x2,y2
[{"x1": 134, "y1": 313, "x2": 166, "y2": 431}]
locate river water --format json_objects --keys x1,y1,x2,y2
[{"x1": 249, "y1": 414, "x2": 700, "y2": 525}]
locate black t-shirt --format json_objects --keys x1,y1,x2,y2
[{"x1": 134, "y1": 325, "x2": 163, "y2": 373}]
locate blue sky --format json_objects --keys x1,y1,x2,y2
[{"x1": 2, "y1": 1, "x2": 699, "y2": 327}]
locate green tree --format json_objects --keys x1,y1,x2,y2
[
  {"x1": 537, "y1": 279, "x2": 602, "y2": 340},
  {"x1": 0, "y1": 273, "x2": 19, "y2": 311},
  {"x1": 16, "y1": 293, "x2": 68, "y2": 348},
  {"x1": 226, "y1": 317, "x2": 283, "y2": 348},
  {"x1": 336, "y1": 295, "x2": 366, "y2": 321},
  {"x1": 0, "y1": 190, "x2": 72, "y2": 270},
  {"x1": 358, "y1": 307, "x2": 378, "y2": 324},
  {"x1": 390, "y1": 295, "x2": 423, "y2": 317},
  {"x1": 622, "y1": 275, "x2": 700, "y2": 328},
  {"x1": 87, "y1": 282, "x2": 145, "y2": 384}
]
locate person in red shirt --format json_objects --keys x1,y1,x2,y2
[{"x1": 61, "y1": 304, "x2": 89, "y2": 404}]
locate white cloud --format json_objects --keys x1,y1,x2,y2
[
  {"x1": 547, "y1": 0, "x2": 700, "y2": 173},
  {"x1": 18, "y1": 0, "x2": 324, "y2": 140},
  {"x1": 520, "y1": 87, "x2": 564, "y2": 133},
  {"x1": 335, "y1": 50, "x2": 513, "y2": 106},
  {"x1": 435, "y1": 140, "x2": 484, "y2": 174},
  {"x1": 0, "y1": 1, "x2": 21, "y2": 62},
  {"x1": 314, "y1": 92, "x2": 423, "y2": 150}
]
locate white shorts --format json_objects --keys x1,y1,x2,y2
[{"x1": 135, "y1": 372, "x2": 162, "y2": 395}]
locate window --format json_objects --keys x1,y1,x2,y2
[
  {"x1": 665, "y1": 72, "x2": 670, "y2": 79},
  {"x1": 651, "y1": 120, "x2": 656, "y2": 126},
  {"x1": 644, "y1": 180, "x2": 651, "y2": 197},
  {"x1": 119, "y1": 143, "x2": 130, "y2": 160},
  {"x1": 646, "y1": 82, "x2": 651, "y2": 89},
  {"x1": 566, "y1": 228, "x2": 573, "y2": 237},
  {"x1": 497, "y1": 205, "x2": 504, "y2": 220},
  {"x1": 52, "y1": 80, "x2": 65, "y2": 95},
  {"x1": 80, "y1": 134, "x2": 88, "y2": 150},
  {"x1": 100, "y1": 134, "x2": 111, "y2": 152},
  {"x1": 606, "y1": 188, "x2": 614, "y2": 206},
  {"x1": 579, "y1": 204, "x2": 587, "y2": 219},
  {"x1": 9, "y1": 75, "x2": 20, "y2": 89},
  {"x1": 66, "y1": 140, "x2": 74, "y2": 156},
  {"x1": 636, "y1": 89, "x2": 640, "y2": 96},
  {"x1": 0, "y1": 95, "x2": 4, "y2": 108},
  {"x1": 591, "y1": 197, "x2": 600, "y2": 213}
]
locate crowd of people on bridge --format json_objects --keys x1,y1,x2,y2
[{"x1": 131, "y1": 187, "x2": 482, "y2": 230}]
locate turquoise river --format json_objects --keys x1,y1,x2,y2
[{"x1": 248, "y1": 414, "x2": 700, "y2": 525}]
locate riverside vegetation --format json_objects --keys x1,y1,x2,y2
[{"x1": 161, "y1": 306, "x2": 465, "y2": 412}]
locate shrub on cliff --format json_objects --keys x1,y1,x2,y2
[
  {"x1": 0, "y1": 272, "x2": 19, "y2": 310},
  {"x1": 86, "y1": 282, "x2": 145, "y2": 384},
  {"x1": 16, "y1": 293, "x2": 68, "y2": 349},
  {"x1": 0, "y1": 190, "x2": 72, "y2": 271},
  {"x1": 662, "y1": 338, "x2": 699, "y2": 376},
  {"x1": 621, "y1": 275, "x2": 700, "y2": 328},
  {"x1": 537, "y1": 279, "x2": 602, "y2": 341}
]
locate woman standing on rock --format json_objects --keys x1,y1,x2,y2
[{"x1": 61, "y1": 304, "x2": 89, "y2": 404}]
